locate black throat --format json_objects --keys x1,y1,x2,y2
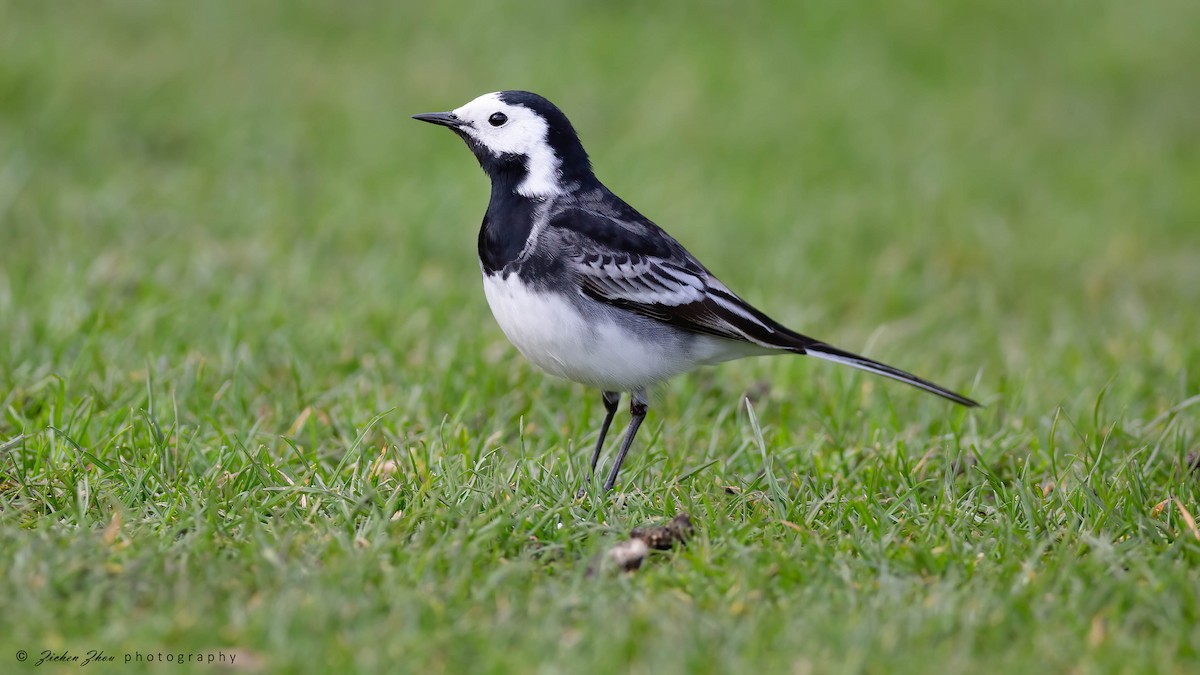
[{"x1": 477, "y1": 166, "x2": 542, "y2": 275}]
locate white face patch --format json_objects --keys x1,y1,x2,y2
[{"x1": 452, "y1": 92, "x2": 563, "y2": 199}]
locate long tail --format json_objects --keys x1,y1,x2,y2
[{"x1": 802, "y1": 342, "x2": 980, "y2": 407}]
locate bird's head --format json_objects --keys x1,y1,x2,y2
[{"x1": 413, "y1": 91, "x2": 593, "y2": 199}]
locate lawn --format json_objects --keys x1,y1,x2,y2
[{"x1": 2, "y1": 1, "x2": 1199, "y2": 673}]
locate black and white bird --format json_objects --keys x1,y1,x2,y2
[{"x1": 414, "y1": 91, "x2": 979, "y2": 493}]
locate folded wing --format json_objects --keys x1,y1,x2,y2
[{"x1": 550, "y1": 201, "x2": 980, "y2": 407}]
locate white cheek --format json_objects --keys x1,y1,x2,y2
[
  {"x1": 454, "y1": 100, "x2": 565, "y2": 199},
  {"x1": 467, "y1": 123, "x2": 564, "y2": 199},
  {"x1": 517, "y1": 154, "x2": 563, "y2": 198},
  {"x1": 506, "y1": 122, "x2": 562, "y2": 198}
]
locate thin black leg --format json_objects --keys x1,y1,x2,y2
[
  {"x1": 588, "y1": 391, "x2": 621, "y2": 483},
  {"x1": 602, "y1": 390, "x2": 648, "y2": 492}
]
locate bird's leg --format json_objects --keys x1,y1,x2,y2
[
  {"x1": 602, "y1": 390, "x2": 648, "y2": 492},
  {"x1": 587, "y1": 391, "x2": 621, "y2": 484}
]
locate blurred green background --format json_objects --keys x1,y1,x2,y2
[
  {"x1": 2, "y1": 1, "x2": 1199, "y2": 673},
  {"x1": 3, "y1": 1, "x2": 1199, "y2": 404}
]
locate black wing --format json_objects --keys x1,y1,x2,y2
[
  {"x1": 549, "y1": 202, "x2": 818, "y2": 349},
  {"x1": 547, "y1": 198, "x2": 980, "y2": 407}
]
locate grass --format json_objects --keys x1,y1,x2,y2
[{"x1": 2, "y1": 0, "x2": 1199, "y2": 672}]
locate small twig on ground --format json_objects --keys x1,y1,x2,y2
[{"x1": 593, "y1": 513, "x2": 695, "y2": 574}]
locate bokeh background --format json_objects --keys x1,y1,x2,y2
[
  {"x1": 3, "y1": 2, "x2": 1198, "y2": 407},
  {"x1": 2, "y1": 1, "x2": 1199, "y2": 672}
]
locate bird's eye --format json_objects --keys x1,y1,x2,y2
[{"x1": 488, "y1": 112, "x2": 508, "y2": 127}]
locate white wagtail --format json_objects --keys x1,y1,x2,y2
[{"x1": 414, "y1": 91, "x2": 979, "y2": 492}]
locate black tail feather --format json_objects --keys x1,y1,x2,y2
[{"x1": 803, "y1": 343, "x2": 980, "y2": 408}]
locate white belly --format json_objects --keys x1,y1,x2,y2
[{"x1": 482, "y1": 273, "x2": 741, "y2": 391}]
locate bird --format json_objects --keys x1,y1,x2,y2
[{"x1": 413, "y1": 90, "x2": 979, "y2": 493}]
